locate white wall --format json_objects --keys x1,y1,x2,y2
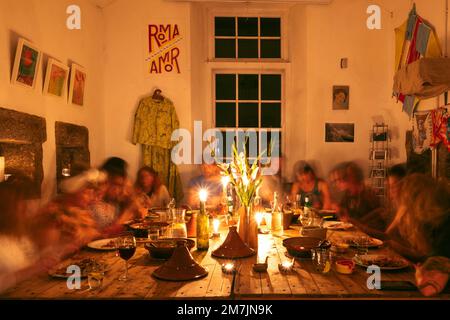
[
  {"x1": 0, "y1": 0, "x2": 106, "y2": 201},
  {"x1": 302, "y1": 0, "x2": 448, "y2": 180},
  {"x1": 102, "y1": 0, "x2": 193, "y2": 189}
]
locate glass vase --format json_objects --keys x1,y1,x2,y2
[{"x1": 238, "y1": 204, "x2": 258, "y2": 252}]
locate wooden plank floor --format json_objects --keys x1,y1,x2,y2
[{"x1": 2, "y1": 226, "x2": 449, "y2": 300}]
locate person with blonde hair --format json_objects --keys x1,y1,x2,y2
[{"x1": 387, "y1": 173, "x2": 450, "y2": 296}]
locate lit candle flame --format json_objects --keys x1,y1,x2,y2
[
  {"x1": 221, "y1": 176, "x2": 230, "y2": 188},
  {"x1": 199, "y1": 189, "x2": 208, "y2": 202}
]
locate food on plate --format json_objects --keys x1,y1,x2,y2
[
  {"x1": 344, "y1": 236, "x2": 383, "y2": 247},
  {"x1": 355, "y1": 255, "x2": 408, "y2": 268},
  {"x1": 101, "y1": 240, "x2": 116, "y2": 248},
  {"x1": 51, "y1": 258, "x2": 107, "y2": 278}
]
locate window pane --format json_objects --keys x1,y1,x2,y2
[
  {"x1": 215, "y1": 17, "x2": 235, "y2": 36},
  {"x1": 238, "y1": 74, "x2": 258, "y2": 100},
  {"x1": 238, "y1": 17, "x2": 258, "y2": 36},
  {"x1": 215, "y1": 39, "x2": 236, "y2": 58},
  {"x1": 216, "y1": 130, "x2": 236, "y2": 160},
  {"x1": 261, "y1": 39, "x2": 281, "y2": 58},
  {"x1": 237, "y1": 130, "x2": 259, "y2": 158},
  {"x1": 261, "y1": 74, "x2": 281, "y2": 100},
  {"x1": 260, "y1": 18, "x2": 280, "y2": 37},
  {"x1": 238, "y1": 39, "x2": 258, "y2": 58},
  {"x1": 238, "y1": 103, "x2": 259, "y2": 128},
  {"x1": 261, "y1": 103, "x2": 281, "y2": 128},
  {"x1": 216, "y1": 103, "x2": 236, "y2": 127},
  {"x1": 216, "y1": 74, "x2": 236, "y2": 100}
]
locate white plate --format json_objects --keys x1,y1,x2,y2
[
  {"x1": 323, "y1": 221, "x2": 354, "y2": 230},
  {"x1": 344, "y1": 237, "x2": 384, "y2": 248},
  {"x1": 353, "y1": 254, "x2": 410, "y2": 270},
  {"x1": 87, "y1": 238, "x2": 117, "y2": 251}
]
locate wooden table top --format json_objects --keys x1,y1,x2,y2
[{"x1": 2, "y1": 226, "x2": 449, "y2": 300}]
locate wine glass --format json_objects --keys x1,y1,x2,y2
[{"x1": 115, "y1": 233, "x2": 136, "y2": 281}]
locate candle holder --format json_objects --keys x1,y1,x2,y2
[
  {"x1": 211, "y1": 218, "x2": 221, "y2": 238},
  {"x1": 253, "y1": 256, "x2": 269, "y2": 273}
]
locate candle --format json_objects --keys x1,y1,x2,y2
[
  {"x1": 255, "y1": 212, "x2": 264, "y2": 227},
  {"x1": 199, "y1": 189, "x2": 208, "y2": 203},
  {"x1": 222, "y1": 262, "x2": 235, "y2": 274},
  {"x1": 212, "y1": 218, "x2": 220, "y2": 237},
  {"x1": 278, "y1": 259, "x2": 295, "y2": 273},
  {"x1": 0, "y1": 157, "x2": 4, "y2": 182}
]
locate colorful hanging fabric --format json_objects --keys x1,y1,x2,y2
[
  {"x1": 394, "y1": 5, "x2": 442, "y2": 115},
  {"x1": 132, "y1": 96, "x2": 184, "y2": 202},
  {"x1": 430, "y1": 106, "x2": 450, "y2": 151},
  {"x1": 411, "y1": 111, "x2": 433, "y2": 154}
]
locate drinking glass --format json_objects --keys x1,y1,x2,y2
[
  {"x1": 148, "y1": 227, "x2": 160, "y2": 241},
  {"x1": 300, "y1": 210, "x2": 312, "y2": 227},
  {"x1": 88, "y1": 265, "x2": 104, "y2": 290},
  {"x1": 115, "y1": 233, "x2": 136, "y2": 281},
  {"x1": 312, "y1": 248, "x2": 331, "y2": 274},
  {"x1": 355, "y1": 235, "x2": 370, "y2": 256}
]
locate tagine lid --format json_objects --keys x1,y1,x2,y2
[
  {"x1": 152, "y1": 240, "x2": 208, "y2": 281},
  {"x1": 212, "y1": 226, "x2": 255, "y2": 259}
]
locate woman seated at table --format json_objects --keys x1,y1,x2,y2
[
  {"x1": 135, "y1": 166, "x2": 171, "y2": 209},
  {"x1": 386, "y1": 173, "x2": 450, "y2": 297},
  {"x1": 290, "y1": 162, "x2": 332, "y2": 210},
  {"x1": 0, "y1": 176, "x2": 59, "y2": 293},
  {"x1": 331, "y1": 162, "x2": 381, "y2": 223}
]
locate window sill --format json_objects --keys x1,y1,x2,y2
[{"x1": 207, "y1": 58, "x2": 290, "y2": 64}]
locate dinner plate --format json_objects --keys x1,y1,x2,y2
[
  {"x1": 48, "y1": 259, "x2": 110, "y2": 279},
  {"x1": 344, "y1": 236, "x2": 384, "y2": 248},
  {"x1": 323, "y1": 221, "x2": 354, "y2": 230},
  {"x1": 87, "y1": 238, "x2": 117, "y2": 251},
  {"x1": 353, "y1": 254, "x2": 410, "y2": 270}
]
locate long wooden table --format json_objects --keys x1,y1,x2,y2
[{"x1": 2, "y1": 226, "x2": 449, "y2": 300}]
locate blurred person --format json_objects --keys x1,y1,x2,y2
[
  {"x1": 187, "y1": 163, "x2": 223, "y2": 209},
  {"x1": 0, "y1": 176, "x2": 58, "y2": 293},
  {"x1": 332, "y1": 162, "x2": 381, "y2": 222},
  {"x1": 290, "y1": 162, "x2": 332, "y2": 210},
  {"x1": 135, "y1": 166, "x2": 171, "y2": 209},
  {"x1": 39, "y1": 169, "x2": 103, "y2": 249},
  {"x1": 386, "y1": 174, "x2": 450, "y2": 296},
  {"x1": 92, "y1": 157, "x2": 145, "y2": 236}
]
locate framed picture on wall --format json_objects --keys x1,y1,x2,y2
[
  {"x1": 11, "y1": 38, "x2": 42, "y2": 89},
  {"x1": 372, "y1": 150, "x2": 387, "y2": 160},
  {"x1": 68, "y1": 64, "x2": 86, "y2": 106},
  {"x1": 332, "y1": 85, "x2": 349, "y2": 110},
  {"x1": 43, "y1": 59, "x2": 69, "y2": 98},
  {"x1": 325, "y1": 123, "x2": 354, "y2": 142},
  {"x1": 371, "y1": 168, "x2": 386, "y2": 178}
]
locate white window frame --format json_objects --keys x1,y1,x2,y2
[
  {"x1": 213, "y1": 69, "x2": 284, "y2": 162},
  {"x1": 207, "y1": 6, "x2": 290, "y2": 62}
]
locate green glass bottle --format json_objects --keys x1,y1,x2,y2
[{"x1": 197, "y1": 200, "x2": 210, "y2": 251}]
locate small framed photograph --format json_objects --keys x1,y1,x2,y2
[
  {"x1": 372, "y1": 150, "x2": 387, "y2": 160},
  {"x1": 68, "y1": 64, "x2": 87, "y2": 106},
  {"x1": 325, "y1": 123, "x2": 354, "y2": 143},
  {"x1": 43, "y1": 59, "x2": 69, "y2": 98},
  {"x1": 371, "y1": 168, "x2": 386, "y2": 178},
  {"x1": 11, "y1": 38, "x2": 42, "y2": 89},
  {"x1": 332, "y1": 85, "x2": 349, "y2": 110}
]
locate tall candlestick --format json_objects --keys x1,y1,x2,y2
[{"x1": 0, "y1": 157, "x2": 4, "y2": 182}]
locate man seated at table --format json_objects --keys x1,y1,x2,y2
[
  {"x1": 91, "y1": 157, "x2": 146, "y2": 236},
  {"x1": 331, "y1": 162, "x2": 381, "y2": 225}
]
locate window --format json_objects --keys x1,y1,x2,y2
[
  {"x1": 214, "y1": 72, "x2": 282, "y2": 160},
  {"x1": 214, "y1": 17, "x2": 281, "y2": 59}
]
